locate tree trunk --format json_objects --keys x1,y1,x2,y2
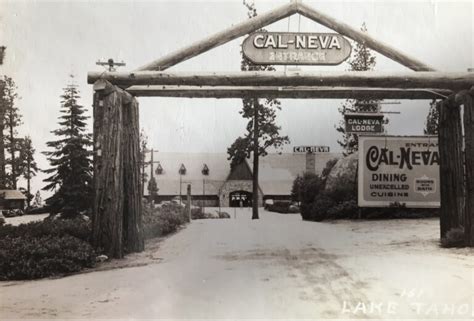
[
  {"x1": 92, "y1": 84, "x2": 125, "y2": 259},
  {"x1": 122, "y1": 93, "x2": 144, "y2": 253},
  {"x1": 0, "y1": 80, "x2": 5, "y2": 189},
  {"x1": 460, "y1": 92, "x2": 474, "y2": 246},
  {"x1": 27, "y1": 161, "x2": 31, "y2": 208},
  {"x1": 438, "y1": 98, "x2": 464, "y2": 238},
  {"x1": 9, "y1": 116, "x2": 16, "y2": 189},
  {"x1": 252, "y1": 98, "x2": 259, "y2": 220}
]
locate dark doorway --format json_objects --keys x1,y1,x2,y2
[{"x1": 229, "y1": 191, "x2": 252, "y2": 207}]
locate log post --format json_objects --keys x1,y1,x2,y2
[
  {"x1": 455, "y1": 89, "x2": 474, "y2": 246},
  {"x1": 438, "y1": 97, "x2": 465, "y2": 238},
  {"x1": 92, "y1": 80, "x2": 144, "y2": 258},
  {"x1": 122, "y1": 92, "x2": 144, "y2": 253},
  {"x1": 92, "y1": 80, "x2": 125, "y2": 259},
  {"x1": 186, "y1": 184, "x2": 192, "y2": 222}
]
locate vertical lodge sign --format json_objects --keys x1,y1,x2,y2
[
  {"x1": 242, "y1": 32, "x2": 352, "y2": 65},
  {"x1": 358, "y1": 136, "x2": 440, "y2": 208}
]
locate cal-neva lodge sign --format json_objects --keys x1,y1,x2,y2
[{"x1": 242, "y1": 32, "x2": 352, "y2": 65}]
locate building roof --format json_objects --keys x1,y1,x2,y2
[
  {"x1": 0, "y1": 190, "x2": 27, "y2": 200},
  {"x1": 257, "y1": 152, "x2": 342, "y2": 195},
  {"x1": 144, "y1": 152, "x2": 342, "y2": 196},
  {"x1": 145, "y1": 152, "x2": 229, "y2": 195}
]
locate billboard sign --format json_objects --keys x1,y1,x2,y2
[
  {"x1": 358, "y1": 136, "x2": 440, "y2": 208},
  {"x1": 242, "y1": 32, "x2": 352, "y2": 65},
  {"x1": 345, "y1": 113, "x2": 384, "y2": 134},
  {"x1": 293, "y1": 146, "x2": 330, "y2": 153}
]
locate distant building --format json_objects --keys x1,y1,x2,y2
[
  {"x1": 144, "y1": 152, "x2": 342, "y2": 207},
  {"x1": 0, "y1": 190, "x2": 27, "y2": 210}
]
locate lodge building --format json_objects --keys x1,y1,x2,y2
[{"x1": 144, "y1": 151, "x2": 341, "y2": 207}]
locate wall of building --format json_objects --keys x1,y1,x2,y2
[{"x1": 219, "y1": 180, "x2": 263, "y2": 207}]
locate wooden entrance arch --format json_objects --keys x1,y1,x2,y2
[{"x1": 88, "y1": 0, "x2": 474, "y2": 258}]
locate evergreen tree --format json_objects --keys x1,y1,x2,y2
[
  {"x1": 0, "y1": 77, "x2": 6, "y2": 188},
  {"x1": 147, "y1": 176, "x2": 158, "y2": 202},
  {"x1": 336, "y1": 23, "x2": 387, "y2": 155},
  {"x1": 19, "y1": 136, "x2": 39, "y2": 207},
  {"x1": 42, "y1": 76, "x2": 93, "y2": 217},
  {"x1": 290, "y1": 174, "x2": 303, "y2": 205},
  {"x1": 32, "y1": 190, "x2": 42, "y2": 208},
  {"x1": 227, "y1": 0, "x2": 290, "y2": 220},
  {"x1": 2, "y1": 76, "x2": 23, "y2": 189},
  {"x1": 424, "y1": 99, "x2": 439, "y2": 135},
  {"x1": 0, "y1": 48, "x2": 6, "y2": 188},
  {"x1": 139, "y1": 129, "x2": 149, "y2": 197}
]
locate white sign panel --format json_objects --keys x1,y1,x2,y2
[
  {"x1": 293, "y1": 146, "x2": 330, "y2": 153},
  {"x1": 358, "y1": 136, "x2": 440, "y2": 208}
]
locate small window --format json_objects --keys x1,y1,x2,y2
[
  {"x1": 155, "y1": 162, "x2": 163, "y2": 175},
  {"x1": 179, "y1": 164, "x2": 186, "y2": 175},
  {"x1": 202, "y1": 164, "x2": 209, "y2": 176}
]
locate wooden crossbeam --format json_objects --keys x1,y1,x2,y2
[
  {"x1": 126, "y1": 85, "x2": 451, "y2": 99},
  {"x1": 135, "y1": 1, "x2": 297, "y2": 71},
  {"x1": 88, "y1": 71, "x2": 474, "y2": 91},
  {"x1": 133, "y1": 1, "x2": 434, "y2": 73},
  {"x1": 296, "y1": 2, "x2": 435, "y2": 72}
]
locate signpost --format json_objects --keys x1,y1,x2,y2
[
  {"x1": 358, "y1": 135, "x2": 440, "y2": 208},
  {"x1": 293, "y1": 146, "x2": 330, "y2": 153},
  {"x1": 345, "y1": 113, "x2": 384, "y2": 134},
  {"x1": 242, "y1": 32, "x2": 352, "y2": 65}
]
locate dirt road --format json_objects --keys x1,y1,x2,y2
[{"x1": 0, "y1": 208, "x2": 472, "y2": 320}]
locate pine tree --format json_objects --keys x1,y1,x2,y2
[
  {"x1": 290, "y1": 174, "x2": 303, "y2": 205},
  {"x1": 147, "y1": 176, "x2": 158, "y2": 202},
  {"x1": 227, "y1": 0, "x2": 290, "y2": 220},
  {"x1": 424, "y1": 99, "x2": 439, "y2": 135},
  {"x1": 336, "y1": 23, "x2": 386, "y2": 155},
  {"x1": 139, "y1": 129, "x2": 149, "y2": 197},
  {"x1": 32, "y1": 190, "x2": 42, "y2": 208},
  {"x1": 0, "y1": 77, "x2": 6, "y2": 189},
  {"x1": 43, "y1": 76, "x2": 93, "y2": 217},
  {"x1": 2, "y1": 76, "x2": 23, "y2": 189},
  {"x1": 19, "y1": 136, "x2": 39, "y2": 207}
]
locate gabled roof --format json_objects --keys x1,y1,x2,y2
[
  {"x1": 144, "y1": 152, "x2": 342, "y2": 196},
  {"x1": 0, "y1": 190, "x2": 27, "y2": 200},
  {"x1": 145, "y1": 152, "x2": 230, "y2": 195}
]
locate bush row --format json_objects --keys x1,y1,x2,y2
[
  {"x1": 297, "y1": 163, "x2": 438, "y2": 222},
  {"x1": 143, "y1": 203, "x2": 189, "y2": 239},
  {"x1": 265, "y1": 202, "x2": 299, "y2": 214},
  {"x1": 0, "y1": 218, "x2": 95, "y2": 280},
  {"x1": 191, "y1": 207, "x2": 231, "y2": 219}
]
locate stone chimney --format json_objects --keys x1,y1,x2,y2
[{"x1": 305, "y1": 152, "x2": 316, "y2": 174}]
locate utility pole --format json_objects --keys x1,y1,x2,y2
[
  {"x1": 145, "y1": 148, "x2": 160, "y2": 203},
  {"x1": 96, "y1": 58, "x2": 126, "y2": 72}
]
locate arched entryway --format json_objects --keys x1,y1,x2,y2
[{"x1": 229, "y1": 190, "x2": 252, "y2": 207}]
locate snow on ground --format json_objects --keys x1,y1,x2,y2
[
  {"x1": 0, "y1": 208, "x2": 472, "y2": 320},
  {"x1": 4, "y1": 213, "x2": 48, "y2": 226}
]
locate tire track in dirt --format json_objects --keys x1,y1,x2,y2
[{"x1": 217, "y1": 246, "x2": 372, "y2": 319}]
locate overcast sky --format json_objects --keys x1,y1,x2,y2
[{"x1": 0, "y1": 0, "x2": 473, "y2": 198}]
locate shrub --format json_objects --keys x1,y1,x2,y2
[
  {"x1": 0, "y1": 218, "x2": 91, "y2": 242},
  {"x1": 310, "y1": 192, "x2": 335, "y2": 221},
  {"x1": 267, "y1": 201, "x2": 300, "y2": 214},
  {"x1": 299, "y1": 173, "x2": 325, "y2": 220},
  {"x1": 218, "y1": 212, "x2": 231, "y2": 219},
  {"x1": 441, "y1": 227, "x2": 465, "y2": 248},
  {"x1": 0, "y1": 235, "x2": 96, "y2": 280},
  {"x1": 192, "y1": 207, "x2": 231, "y2": 219},
  {"x1": 1, "y1": 209, "x2": 24, "y2": 218},
  {"x1": 143, "y1": 203, "x2": 188, "y2": 239}
]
